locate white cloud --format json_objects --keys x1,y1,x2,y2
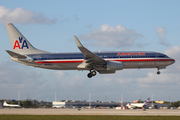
[
  {"x1": 164, "y1": 45, "x2": 180, "y2": 56},
  {"x1": 0, "y1": 6, "x2": 57, "y2": 24},
  {"x1": 80, "y1": 24, "x2": 143, "y2": 49},
  {"x1": 156, "y1": 26, "x2": 169, "y2": 46},
  {"x1": 137, "y1": 72, "x2": 179, "y2": 87},
  {"x1": 164, "y1": 46, "x2": 180, "y2": 73},
  {"x1": 0, "y1": 61, "x2": 51, "y2": 100},
  {"x1": 54, "y1": 71, "x2": 86, "y2": 88}
]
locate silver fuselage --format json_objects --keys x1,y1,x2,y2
[{"x1": 11, "y1": 51, "x2": 175, "y2": 71}]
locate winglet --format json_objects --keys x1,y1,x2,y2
[
  {"x1": 73, "y1": 35, "x2": 106, "y2": 63},
  {"x1": 73, "y1": 35, "x2": 83, "y2": 48}
]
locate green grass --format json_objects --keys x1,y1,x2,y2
[{"x1": 0, "y1": 115, "x2": 180, "y2": 120}]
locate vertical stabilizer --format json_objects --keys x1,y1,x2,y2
[
  {"x1": 5, "y1": 23, "x2": 48, "y2": 55},
  {"x1": 143, "y1": 98, "x2": 150, "y2": 107},
  {"x1": 3, "y1": 101, "x2": 8, "y2": 105}
]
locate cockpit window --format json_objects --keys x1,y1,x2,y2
[{"x1": 164, "y1": 55, "x2": 169, "y2": 58}]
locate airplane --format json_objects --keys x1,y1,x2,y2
[
  {"x1": 126, "y1": 98, "x2": 150, "y2": 109},
  {"x1": 5, "y1": 23, "x2": 175, "y2": 78},
  {"x1": 3, "y1": 101, "x2": 20, "y2": 108}
]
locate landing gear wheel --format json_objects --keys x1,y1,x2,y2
[
  {"x1": 87, "y1": 73, "x2": 92, "y2": 78},
  {"x1": 157, "y1": 71, "x2": 160, "y2": 75},
  {"x1": 87, "y1": 70, "x2": 97, "y2": 78}
]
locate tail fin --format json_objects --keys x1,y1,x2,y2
[
  {"x1": 3, "y1": 101, "x2": 8, "y2": 105},
  {"x1": 143, "y1": 98, "x2": 150, "y2": 107},
  {"x1": 5, "y1": 23, "x2": 48, "y2": 55}
]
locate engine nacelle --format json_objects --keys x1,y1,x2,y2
[{"x1": 106, "y1": 61, "x2": 124, "y2": 70}]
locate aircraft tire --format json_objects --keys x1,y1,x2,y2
[
  {"x1": 157, "y1": 71, "x2": 160, "y2": 75},
  {"x1": 87, "y1": 73, "x2": 92, "y2": 78}
]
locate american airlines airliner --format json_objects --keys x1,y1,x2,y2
[{"x1": 5, "y1": 23, "x2": 175, "y2": 78}]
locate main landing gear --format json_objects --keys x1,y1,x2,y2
[{"x1": 87, "y1": 70, "x2": 96, "y2": 78}]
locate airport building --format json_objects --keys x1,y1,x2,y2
[
  {"x1": 52, "y1": 100, "x2": 126, "y2": 108},
  {"x1": 65, "y1": 102, "x2": 122, "y2": 108},
  {"x1": 149, "y1": 103, "x2": 169, "y2": 109}
]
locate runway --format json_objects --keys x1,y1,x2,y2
[{"x1": 0, "y1": 108, "x2": 180, "y2": 116}]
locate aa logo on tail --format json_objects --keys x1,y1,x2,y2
[{"x1": 13, "y1": 37, "x2": 29, "y2": 49}]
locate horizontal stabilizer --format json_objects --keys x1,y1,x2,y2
[{"x1": 6, "y1": 50, "x2": 26, "y2": 58}]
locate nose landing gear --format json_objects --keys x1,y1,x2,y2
[
  {"x1": 157, "y1": 71, "x2": 160, "y2": 75},
  {"x1": 87, "y1": 70, "x2": 97, "y2": 78},
  {"x1": 157, "y1": 68, "x2": 161, "y2": 75}
]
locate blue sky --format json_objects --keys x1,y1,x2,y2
[{"x1": 0, "y1": 0, "x2": 180, "y2": 102}]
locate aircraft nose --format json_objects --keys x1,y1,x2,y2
[{"x1": 171, "y1": 59, "x2": 175, "y2": 64}]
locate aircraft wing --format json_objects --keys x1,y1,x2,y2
[{"x1": 74, "y1": 35, "x2": 106, "y2": 68}]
